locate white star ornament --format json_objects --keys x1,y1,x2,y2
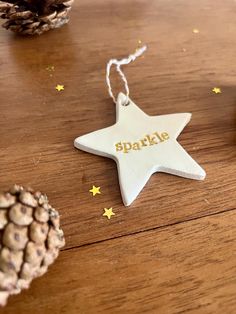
[{"x1": 74, "y1": 92, "x2": 206, "y2": 206}]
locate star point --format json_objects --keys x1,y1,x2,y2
[
  {"x1": 103, "y1": 208, "x2": 115, "y2": 219},
  {"x1": 89, "y1": 185, "x2": 101, "y2": 196}
]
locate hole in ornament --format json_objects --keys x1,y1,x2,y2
[{"x1": 122, "y1": 100, "x2": 130, "y2": 106}]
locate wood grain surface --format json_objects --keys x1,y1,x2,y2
[{"x1": 0, "y1": 0, "x2": 235, "y2": 313}]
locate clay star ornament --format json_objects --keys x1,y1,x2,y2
[{"x1": 74, "y1": 93, "x2": 206, "y2": 206}]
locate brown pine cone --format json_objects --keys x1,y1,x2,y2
[
  {"x1": 0, "y1": 185, "x2": 65, "y2": 307},
  {"x1": 0, "y1": 0, "x2": 74, "y2": 35}
]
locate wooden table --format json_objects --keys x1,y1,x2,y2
[{"x1": 0, "y1": 0, "x2": 236, "y2": 313}]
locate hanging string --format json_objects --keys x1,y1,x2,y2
[{"x1": 106, "y1": 45, "x2": 147, "y2": 105}]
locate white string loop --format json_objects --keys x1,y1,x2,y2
[{"x1": 106, "y1": 45, "x2": 147, "y2": 105}]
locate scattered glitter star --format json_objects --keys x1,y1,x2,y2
[
  {"x1": 193, "y1": 29, "x2": 199, "y2": 34},
  {"x1": 212, "y1": 87, "x2": 221, "y2": 94},
  {"x1": 138, "y1": 40, "x2": 142, "y2": 44},
  {"x1": 46, "y1": 65, "x2": 55, "y2": 72},
  {"x1": 89, "y1": 185, "x2": 101, "y2": 196},
  {"x1": 55, "y1": 84, "x2": 64, "y2": 92},
  {"x1": 103, "y1": 208, "x2": 115, "y2": 220}
]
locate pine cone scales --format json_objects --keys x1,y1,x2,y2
[
  {"x1": 0, "y1": 0, "x2": 74, "y2": 35},
  {"x1": 0, "y1": 185, "x2": 65, "y2": 307}
]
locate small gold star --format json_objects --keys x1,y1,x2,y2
[
  {"x1": 89, "y1": 185, "x2": 101, "y2": 196},
  {"x1": 212, "y1": 87, "x2": 221, "y2": 94},
  {"x1": 46, "y1": 65, "x2": 55, "y2": 72},
  {"x1": 193, "y1": 28, "x2": 199, "y2": 34},
  {"x1": 55, "y1": 84, "x2": 64, "y2": 92},
  {"x1": 103, "y1": 208, "x2": 115, "y2": 220}
]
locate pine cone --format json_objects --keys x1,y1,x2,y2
[
  {"x1": 0, "y1": 0, "x2": 74, "y2": 35},
  {"x1": 0, "y1": 185, "x2": 65, "y2": 307}
]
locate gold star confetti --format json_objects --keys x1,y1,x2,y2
[
  {"x1": 55, "y1": 84, "x2": 64, "y2": 92},
  {"x1": 193, "y1": 28, "x2": 199, "y2": 34},
  {"x1": 138, "y1": 40, "x2": 142, "y2": 44},
  {"x1": 103, "y1": 208, "x2": 115, "y2": 220},
  {"x1": 212, "y1": 87, "x2": 221, "y2": 94},
  {"x1": 89, "y1": 185, "x2": 101, "y2": 196},
  {"x1": 46, "y1": 65, "x2": 55, "y2": 72}
]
